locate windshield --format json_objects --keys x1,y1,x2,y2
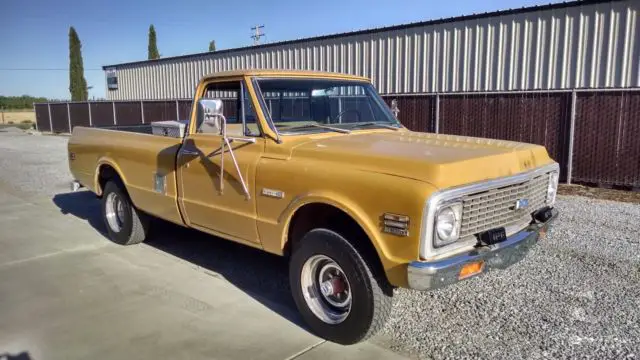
[{"x1": 254, "y1": 78, "x2": 400, "y2": 134}]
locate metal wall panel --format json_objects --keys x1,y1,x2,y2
[
  {"x1": 90, "y1": 102, "x2": 115, "y2": 127},
  {"x1": 34, "y1": 104, "x2": 50, "y2": 132},
  {"x1": 68, "y1": 103, "x2": 90, "y2": 129},
  {"x1": 438, "y1": 93, "x2": 572, "y2": 180},
  {"x1": 572, "y1": 91, "x2": 640, "y2": 186},
  {"x1": 114, "y1": 102, "x2": 142, "y2": 126},
  {"x1": 49, "y1": 103, "x2": 69, "y2": 133},
  {"x1": 105, "y1": 0, "x2": 639, "y2": 100},
  {"x1": 143, "y1": 101, "x2": 178, "y2": 122},
  {"x1": 381, "y1": 95, "x2": 436, "y2": 132}
]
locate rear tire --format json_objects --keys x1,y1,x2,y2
[
  {"x1": 101, "y1": 180, "x2": 149, "y2": 245},
  {"x1": 289, "y1": 228, "x2": 392, "y2": 345}
]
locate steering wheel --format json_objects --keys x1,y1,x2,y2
[{"x1": 331, "y1": 109, "x2": 361, "y2": 124}]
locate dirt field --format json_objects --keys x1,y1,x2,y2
[{"x1": 0, "y1": 110, "x2": 36, "y2": 124}]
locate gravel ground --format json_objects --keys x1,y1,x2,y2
[
  {"x1": 0, "y1": 129, "x2": 71, "y2": 197},
  {"x1": 1, "y1": 130, "x2": 639, "y2": 359}
]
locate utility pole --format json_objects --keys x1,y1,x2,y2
[{"x1": 251, "y1": 25, "x2": 265, "y2": 45}]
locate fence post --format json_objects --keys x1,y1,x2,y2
[
  {"x1": 33, "y1": 103, "x2": 38, "y2": 131},
  {"x1": 112, "y1": 101, "x2": 117, "y2": 125},
  {"x1": 175, "y1": 100, "x2": 180, "y2": 120},
  {"x1": 66, "y1": 103, "x2": 72, "y2": 133},
  {"x1": 434, "y1": 93, "x2": 440, "y2": 133},
  {"x1": 141, "y1": 101, "x2": 145, "y2": 124},
  {"x1": 88, "y1": 102, "x2": 92, "y2": 126},
  {"x1": 567, "y1": 90, "x2": 577, "y2": 184},
  {"x1": 47, "y1": 103, "x2": 53, "y2": 132}
]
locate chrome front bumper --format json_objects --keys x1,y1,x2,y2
[{"x1": 407, "y1": 209, "x2": 558, "y2": 290}]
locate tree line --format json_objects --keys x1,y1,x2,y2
[{"x1": 0, "y1": 96, "x2": 49, "y2": 110}]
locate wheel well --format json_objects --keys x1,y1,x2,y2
[
  {"x1": 285, "y1": 203, "x2": 389, "y2": 287},
  {"x1": 97, "y1": 164, "x2": 123, "y2": 196}
]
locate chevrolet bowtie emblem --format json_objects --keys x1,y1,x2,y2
[{"x1": 514, "y1": 198, "x2": 529, "y2": 210}]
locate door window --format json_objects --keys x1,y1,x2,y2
[{"x1": 198, "y1": 81, "x2": 260, "y2": 136}]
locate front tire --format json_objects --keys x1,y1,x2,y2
[
  {"x1": 101, "y1": 180, "x2": 149, "y2": 245},
  {"x1": 289, "y1": 229, "x2": 392, "y2": 345}
]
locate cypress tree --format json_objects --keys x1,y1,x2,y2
[
  {"x1": 208, "y1": 40, "x2": 216, "y2": 52},
  {"x1": 148, "y1": 25, "x2": 160, "y2": 60},
  {"x1": 68, "y1": 27, "x2": 88, "y2": 101}
]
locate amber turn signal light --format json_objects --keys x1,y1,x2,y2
[{"x1": 458, "y1": 261, "x2": 485, "y2": 280}]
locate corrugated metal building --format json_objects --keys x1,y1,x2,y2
[
  {"x1": 36, "y1": 0, "x2": 639, "y2": 188},
  {"x1": 103, "y1": 0, "x2": 639, "y2": 100}
]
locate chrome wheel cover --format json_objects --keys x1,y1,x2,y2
[
  {"x1": 105, "y1": 192, "x2": 126, "y2": 233},
  {"x1": 301, "y1": 254, "x2": 352, "y2": 324}
]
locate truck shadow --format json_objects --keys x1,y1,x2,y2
[{"x1": 51, "y1": 190, "x2": 305, "y2": 331}]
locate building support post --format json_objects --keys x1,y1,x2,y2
[
  {"x1": 175, "y1": 100, "x2": 180, "y2": 120},
  {"x1": 566, "y1": 90, "x2": 577, "y2": 184},
  {"x1": 434, "y1": 93, "x2": 440, "y2": 134}
]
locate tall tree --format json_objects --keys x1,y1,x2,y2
[
  {"x1": 68, "y1": 27, "x2": 88, "y2": 101},
  {"x1": 148, "y1": 25, "x2": 160, "y2": 60},
  {"x1": 208, "y1": 40, "x2": 216, "y2": 52}
]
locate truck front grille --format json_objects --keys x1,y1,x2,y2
[{"x1": 459, "y1": 174, "x2": 549, "y2": 238}]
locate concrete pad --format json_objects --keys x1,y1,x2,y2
[
  {"x1": 296, "y1": 341, "x2": 408, "y2": 360},
  {"x1": 0, "y1": 188, "x2": 406, "y2": 360}
]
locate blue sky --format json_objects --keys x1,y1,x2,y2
[{"x1": 1, "y1": 0, "x2": 555, "y2": 100}]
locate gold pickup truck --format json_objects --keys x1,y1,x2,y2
[{"x1": 68, "y1": 69, "x2": 559, "y2": 344}]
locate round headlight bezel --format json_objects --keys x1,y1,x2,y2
[{"x1": 433, "y1": 202, "x2": 462, "y2": 248}]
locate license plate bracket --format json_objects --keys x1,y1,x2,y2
[{"x1": 478, "y1": 227, "x2": 507, "y2": 245}]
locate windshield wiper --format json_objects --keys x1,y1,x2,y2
[
  {"x1": 349, "y1": 122, "x2": 401, "y2": 131},
  {"x1": 279, "y1": 123, "x2": 351, "y2": 134}
]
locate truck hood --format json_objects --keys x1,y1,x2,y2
[{"x1": 290, "y1": 130, "x2": 554, "y2": 189}]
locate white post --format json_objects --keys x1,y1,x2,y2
[
  {"x1": 47, "y1": 103, "x2": 53, "y2": 132},
  {"x1": 88, "y1": 102, "x2": 92, "y2": 126},
  {"x1": 112, "y1": 101, "x2": 117, "y2": 125},
  {"x1": 140, "y1": 101, "x2": 145, "y2": 123},
  {"x1": 434, "y1": 94, "x2": 440, "y2": 133},
  {"x1": 66, "y1": 103, "x2": 72, "y2": 133},
  {"x1": 33, "y1": 103, "x2": 38, "y2": 131},
  {"x1": 175, "y1": 100, "x2": 180, "y2": 120}
]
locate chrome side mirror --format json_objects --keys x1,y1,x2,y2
[{"x1": 197, "y1": 99, "x2": 224, "y2": 134}]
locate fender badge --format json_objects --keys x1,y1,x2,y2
[{"x1": 262, "y1": 188, "x2": 284, "y2": 199}]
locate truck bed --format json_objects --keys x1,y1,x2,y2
[{"x1": 68, "y1": 126, "x2": 184, "y2": 224}]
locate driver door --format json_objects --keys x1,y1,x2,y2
[{"x1": 177, "y1": 78, "x2": 264, "y2": 244}]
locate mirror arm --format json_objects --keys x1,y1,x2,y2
[{"x1": 215, "y1": 114, "x2": 251, "y2": 200}]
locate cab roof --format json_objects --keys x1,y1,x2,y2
[{"x1": 201, "y1": 69, "x2": 370, "y2": 82}]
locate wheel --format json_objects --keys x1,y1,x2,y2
[
  {"x1": 289, "y1": 228, "x2": 392, "y2": 344},
  {"x1": 101, "y1": 180, "x2": 150, "y2": 245}
]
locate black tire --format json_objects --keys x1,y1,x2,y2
[
  {"x1": 101, "y1": 180, "x2": 150, "y2": 245},
  {"x1": 289, "y1": 228, "x2": 392, "y2": 345}
]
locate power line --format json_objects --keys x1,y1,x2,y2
[{"x1": 0, "y1": 68, "x2": 103, "y2": 71}]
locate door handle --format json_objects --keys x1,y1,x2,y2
[{"x1": 180, "y1": 149, "x2": 199, "y2": 156}]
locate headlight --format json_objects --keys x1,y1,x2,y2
[
  {"x1": 433, "y1": 202, "x2": 462, "y2": 247},
  {"x1": 547, "y1": 171, "x2": 559, "y2": 206}
]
